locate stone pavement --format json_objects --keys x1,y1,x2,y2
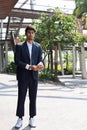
[{"x1": 0, "y1": 74, "x2": 87, "y2": 130}]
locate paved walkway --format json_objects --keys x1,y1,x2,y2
[{"x1": 0, "y1": 74, "x2": 87, "y2": 130}]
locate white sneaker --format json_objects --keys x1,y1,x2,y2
[
  {"x1": 15, "y1": 118, "x2": 23, "y2": 129},
  {"x1": 29, "y1": 117, "x2": 36, "y2": 128}
]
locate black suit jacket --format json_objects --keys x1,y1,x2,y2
[{"x1": 14, "y1": 41, "x2": 42, "y2": 81}]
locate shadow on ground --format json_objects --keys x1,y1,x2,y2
[{"x1": 11, "y1": 126, "x2": 31, "y2": 130}]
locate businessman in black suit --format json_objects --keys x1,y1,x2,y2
[{"x1": 14, "y1": 26, "x2": 44, "y2": 129}]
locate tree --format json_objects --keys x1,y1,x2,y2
[
  {"x1": 73, "y1": 0, "x2": 87, "y2": 79},
  {"x1": 74, "y1": 0, "x2": 87, "y2": 18},
  {"x1": 34, "y1": 8, "x2": 78, "y2": 79},
  {"x1": 72, "y1": 32, "x2": 87, "y2": 78}
]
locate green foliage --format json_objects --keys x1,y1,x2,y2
[
  {"x1": 19, "y1": 34, "x2": 26, "y2": 42},
  {"x1": 66, "y1": 62, "x2": 73, "y2": 74},
  {"x1": 18, "y1": 8, "x2": 87, "y2": 49},
  {"x1": 18, "y1": 8, "x2": 86, "y2": 49},
  {"x1": 3, "y1": 52, "x2": 16, "y2": 74},
  {"x1": 39, "y1": 70, "x2": 56, "y2": 81},
  {"x1": 73, "y1": 32, "x2": 87, "y2": 45},
  {"x1": 8, "y1": 52, "x2": 14, "y2": 63},
  {"x1": 4, "y1": 62, "x2": 16, "y2": 74},
  {"x1": 58, "y1": 62, "x2": 73, "y2": 74},
  {"x1": 34, "y1": 8, "x2": 78, "y2": 51},
  {"x1": 74, "y1": 0, "x2": 87, "y2": 18}
]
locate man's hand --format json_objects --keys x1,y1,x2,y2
[
  {"x1": 37, "y1": 64, "x2": 44, "y2": 70},
  {"x1": 30, "y1": 65, "x2": 38, "y2": 71},
  {"x1": 29, "y1": 64, "x2": 44, "y2": 71}
]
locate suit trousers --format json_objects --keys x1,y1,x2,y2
[{"x1": 16, "y1": 71, "x2": 38, "y2": 118}]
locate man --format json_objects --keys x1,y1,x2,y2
[{"x1": 14, "y1": 26, "x2": 44, "y2": 129}]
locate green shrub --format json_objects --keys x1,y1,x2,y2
[
  {"x1": 4, "y1": 62, "x2": 16, "y2": 74},
  {"x1": 67, "y1": 62, "x2": 73, "y2": 74},
  {"x1": 58, "y1": 62, "x2": 73, "y2": 74},
  {"x1": 39, "y1": 70, "x2": 56, "y2": 81}
]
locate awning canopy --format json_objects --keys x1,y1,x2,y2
[{"x1": 0, "y1": 0, "x2": 18, "y2": 19}]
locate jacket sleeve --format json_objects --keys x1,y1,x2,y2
[
  {"x1": 38, "y1": 45, "x2": 43, "y2": 63},
  {"x1": 14, "y1": 44, "x2": 27, "y2": 68}
]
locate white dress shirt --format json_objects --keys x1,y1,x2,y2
[
  {"x1": 25, "y1": 42, "x2": 43, "y2": 70},
  {"x1": 27, "y1": 42, "x2": 32, "y2": 60}
]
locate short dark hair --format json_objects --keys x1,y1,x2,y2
[{"x1": 25, "y1": 26, "x2": 36, "y2": 33}]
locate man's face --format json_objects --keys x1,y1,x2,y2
[{"x1": 26, "y1": 30, "x2": 35, "y2": 40}]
